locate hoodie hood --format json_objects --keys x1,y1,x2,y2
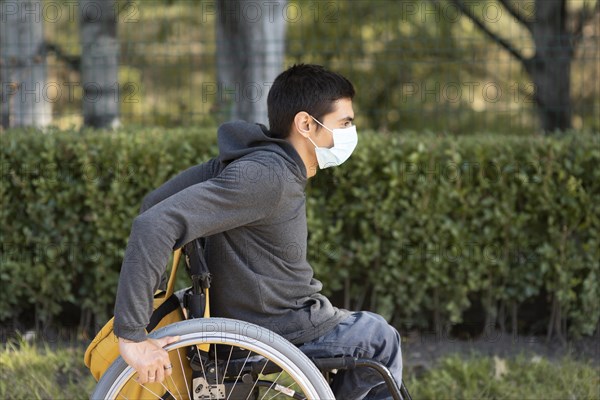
[{"x1": 217, "y1": 121, "x2": 306, "y2": 180}]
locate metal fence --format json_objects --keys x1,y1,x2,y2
[{"x1": 1, "y1": 0, "x2": 599, "y2": 133}]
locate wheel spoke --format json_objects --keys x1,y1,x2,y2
[
  {"x1": 245, "y1": 359, "x2": 269, "y2": 400},
  {"x1": 266, "y1": 382, "x2": 297, "y2": 400},
  {"x1": 175, "y1": 347, "x2": 192, "y2": 400},
  {"x1": 195, "y1": 345, "x2": 209, "y2": 390},
  {"x1": 138, "y1": 382, "x2": 163, "y2": 398},
  {"x1": 214, "y1": 344, "x2": 219, "y2": 386},
  {"x1": 166, "y1": 373, "x2": 185, "y2": 400},
  {"x1": 225, "y1": 351, "x2": 252, "y2": 400},
  {"x1": 93, "y1": 318, "x2": 334, "y2": 400},
  {"x1": 159, "y1": 381, "x2": 172, "y2": 398},
  {"x1": 222, "y1": 346, "x2": 234, "y2": 385},
  {"x1": 259, "y1": 370, "x2": 284, "y2": 400}
]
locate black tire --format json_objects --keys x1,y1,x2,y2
[{"x1": 91, "y1": 318, "x2": 334, "y2": 400}]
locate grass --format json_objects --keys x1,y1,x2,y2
[
  {"x1": 1, "y1": 339, "x2": 598, "y2": 400},
  {"x1": 0, "y1": 339, "x2": 95, "y2": 400},
  {"x1": 406, "y1": 354, "x2": 600, "y2": 400}
]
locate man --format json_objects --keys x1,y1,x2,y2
[{"x1": 114, "y1": 64, "x2": 402, "y2": 399}]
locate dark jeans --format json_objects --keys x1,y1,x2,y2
[{"x1": 298, "y1": 311, "x2": 403, "y2": 400}]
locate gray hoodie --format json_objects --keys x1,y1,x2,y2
[{"x1": 113, "y1": 121, "x2": 349, "y2": 344}]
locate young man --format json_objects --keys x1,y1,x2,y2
[{"x1": 114, "y1": 64, "x2": 402, "y2": 399}]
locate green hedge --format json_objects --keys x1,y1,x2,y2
[
  {"x1": 1, "y1": 128, "x2": 598, "y2": 338},
  {"x1": 308, "y1": 131, "x2": 599, "y2": 339}
]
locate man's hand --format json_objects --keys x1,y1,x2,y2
[{"x1": 118, "y1": 336, "x2": 180, "y2": 384}]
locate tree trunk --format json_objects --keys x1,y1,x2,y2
[
  {"x1": 450, "y1": 0, "x2": 577, "y2": 133},
  {"x1": 511, "y1": 301, "x2": 518, "y2": 340},
  {"x1": 216, "y1": 0, "x2": 286, "y2": 125},
  {"x1": 527, "y1": 0, "x2": 572, "y2": 132},
  {"x1": 433, "y1": 287, "x2": 442, "y2": 337},
  {"x1": 1, "y1": 0, "x2": 51, "y2": 128},
  {"x1": 79, "y1": 0, "x2": 119, "y2": 128}
]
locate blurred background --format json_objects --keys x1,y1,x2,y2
[
  {"x1": 1, "y1": 2, "x2": 599, "y2": 398},
  {"x1": 2, "y1": 0, "x2": 599, "y2": 134}
]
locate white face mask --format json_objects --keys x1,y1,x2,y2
[{"x1": 306, "y1": 116, "x2": 358, "y2": 169}]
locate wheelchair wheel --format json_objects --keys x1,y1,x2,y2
[{"x1": 91, "y1": 318, "x2": 334, "y2": 400}]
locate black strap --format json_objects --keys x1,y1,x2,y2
[
  {"x1": 160, "y1": 390, "x2": 176, "y2": 400},
  {"x1": 146, "y1": 294, "x2": 180, "y2": 332},
  {"x1": 183, "y1": 239, "x2": 211, "y2": 289}
]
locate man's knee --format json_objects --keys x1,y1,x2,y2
[
  {"x1": 355, "y1": 312, "x2": 403, "y2": 385},
  {"x1": 365, "y1": 312, "x2": 400, "y2": 339},
  {"x1": 357, "y1": 312, "x2": 401, "y2": 355}
]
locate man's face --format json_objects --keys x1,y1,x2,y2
[{"x1": 312, "y1": 98, "x2": 355, "y2": 149}]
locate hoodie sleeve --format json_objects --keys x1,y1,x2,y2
[{"x1": 113, "y1": 156, "x2": 284, "y2": 341}]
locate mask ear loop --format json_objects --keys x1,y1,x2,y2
[
  {"x1": 306, "y1": 135, "x2": 319, "y2": 148},
  {"x1": 308, "y1": 114, "x2": 334, "y2": 133},
  {"x1": 307, "y1": 115, "x2": 334, "y2": 150},
  {"x1": 299, "y1": 117, "x2": 320, "y2": 148}
]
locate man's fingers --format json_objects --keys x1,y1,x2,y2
[
  {"x1": 166, "y1": 335, "x2": 180, "y2": 345},
  {"x1": 136, "y1": 369, "x2": 149, "y2": 385},
  {"x1": 155, "y1": 335, "x2": 180, "y2": 348},
  {"x1": 122, "y1": 338, "x2": 179, "y2": 385},
  {"x1": 164, "y1": 362, "x2": 174, "y2": 378},
  {"x1": 154, "y1": 365, "x2": 165, "y2": 383}
]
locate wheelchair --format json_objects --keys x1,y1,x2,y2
[{"x1": 90, "y1": 240, "x2": 412, "y2": 400}]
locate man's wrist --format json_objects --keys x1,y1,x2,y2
[{"x1": 114, "y1": 324, "x2": 148, "y2": 342}]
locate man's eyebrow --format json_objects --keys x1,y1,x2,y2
[{"x1": 338, "y1": 116, "x2": 354, "y2": 122}]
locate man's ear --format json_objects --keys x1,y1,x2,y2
[{"x1": 293, "y1": 111, "x2": 312, "y2": 138}]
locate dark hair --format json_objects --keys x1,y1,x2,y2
[{"x1": 267, "y1": 64, "x2": 355, "y2": 139}]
